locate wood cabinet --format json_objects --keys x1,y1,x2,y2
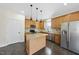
[
  {"x1": 52, "y1": 18, "x2": 59, "y2": 28},
  {"x1": 52, "y1": 16, "x2": 66, "y2": 28},
  {"x1": 70, "y1": 11, "x2": 79, "y2": 21},
  {"x1": 52, "y1": 11, "x2": 79, "y2": 29},
  {"x1": 25, "y1": 19, "x2": 44, "y2": 29},
  {"x1": 25, "y1": 33, "x2": 47, "y2": 55},
  {"x1": 54, "y1": 34, "x2": 61, "y2": 45},
  {"x1": 51, "y1": 19, "x2": 57, "y2": 28},
  {"x1": 25, "y1": 19, "x2": 30, "y2": 29},
  {"x1": 39, "y1": 21, "x2": 44, "y2": 29},
  {"x1": 64, "y1": 14, "x2": 70, "y2": 22},
  {"x1": 30, "y1": 20, "x2": 36, "y2": 25},
  {"x1": 35, "y1": 21, "x2": 40, "y2": 29}
]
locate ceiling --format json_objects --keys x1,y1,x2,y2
[{"x1": 0, "y1": 3, "x2": 79, "y2": 20}]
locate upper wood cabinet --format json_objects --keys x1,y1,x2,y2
[
  {"x1": 25, "y1": 19, "x2": 31, "y2": 29},
  {"x1": 51, "y1": 19, "x2": 57, "y2": 28},
  {"x1": 70, "y1": 11, "x2": 79, "y2": 21},
  {"x1": 39, "y1": 21, "x2": 44, "y2": 29},
  {"x1": 25, "y1": 19, "x2": 44, "y2": 29},
  {"x1": 52, "y1": 15, "x2": 66, "y2": 28},
  {"x1": 30, "y1": 20, "x2": 36, "y2": 25},
  {"x1": 35, "y1": 21, "x2": 40, "y2": 29},
  {"x1": 52, "y1": 11, "x2": 79, "y2": 29},
  {"x1": 63, "y1": 14, "x2": 70, "y2": 22}
]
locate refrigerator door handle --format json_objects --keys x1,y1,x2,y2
[
  {"x1": 62, "y1": 30, "x2": 69, "y2": 48},
  {"x1": 68, "y1": 32, "x2": 70, "y2": 46},
  {"x1": 62, "y1": 30, "x2": 67, "y2": 36},
  {"x1": 62, "y1": 30, "x2": 66, "y2": 35},
  {"x1": 62, "y1": 30, "x2": 67, "y2": 41}
]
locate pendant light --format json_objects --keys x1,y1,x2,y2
[
  {"x1": 40, "y1": 10, "x2": 42, "y2": 22},
  {"x1": 64, "y1": 3, "x2": 67, "y2": 6},
  {"x1": 36, "y1": 8, "x2": 38, "y2": 22},
  {"x1": 30, "y1": 4, "x2": 33, "y2": 20}
]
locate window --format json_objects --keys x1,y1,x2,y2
[{"x1": 44, "y1": 19, "x2": 51, "y2": 32}]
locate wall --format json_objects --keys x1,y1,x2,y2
[{"x1": 0, "y1": 8, "x2": 25, "y2": 47}]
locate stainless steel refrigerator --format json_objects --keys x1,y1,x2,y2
[{"x1": 61, "y1": 21, "x2": 79, "y2": 54}]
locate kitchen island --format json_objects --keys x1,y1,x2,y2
[{"x1": 25, "y1": 33, "x2": 47, "y2": 55}]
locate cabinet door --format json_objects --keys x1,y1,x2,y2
[
  {"x1": 52, "y1": 19, "x2": 58, "y2": 28},
  {"x1": 25, "y1": 20, "x2": 31, "y2": 29},
  {"x1": 40, "y1": 21, "x2": 44, "y2": 29},
  {"x1": 63, "y1": 14, "x2": 70, "y2": 22},
  {"x1": 54, "y1": 34, "x2": 61, "y2": 45},
  {"x1": 56, "y1": 17, "x2": 63, "y2": 28},
  {"x1": 54, "y1": 18, "x2": 59, "y2": 28},
  {"x1": 70, "y1": 12, "x2": 79, "y2": 21},
  {"x1": 52, "y1": 11, "x2": 79, "y2": 29},
  {"x1": 30, "y1": 20, "x2": 36, "y2": 25},
  {"x1": 36, "y1": 21, "x2": 40, "y2": 29},
  {"x1": 52, "y1": 16, "x2": 65, "y2": 29}
]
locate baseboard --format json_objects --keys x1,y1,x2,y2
[{"x1": 0, "y1": 40, "x2": 24, "y2": 48}]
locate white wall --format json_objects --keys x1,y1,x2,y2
[{"x1": 0, "y1": 8, "x2": 25, "y2": 47}]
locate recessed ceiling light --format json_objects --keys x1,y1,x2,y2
[{"x1": 64, "y1": 3, "x2": 67, "y2": 6}]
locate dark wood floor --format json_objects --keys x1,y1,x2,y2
[{"x1": 0, "y1": 40, "x2": 76, "y2": 55}]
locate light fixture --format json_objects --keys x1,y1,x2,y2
[
  {"x1": 64, "y1": 3, "x2": 67, "y2": 6},
  {"x1": 36, "y1": 8, "x2": 38, "y2": 22},
  {"x1": 40, "y1": 10, "x2": 42, "y2": 20},
  {"x1": 30, "y1": 4, "x2": 33, "y2": 20},
  {"x1": 40, "y1": 10, "x2": 43, "y2": 22}
]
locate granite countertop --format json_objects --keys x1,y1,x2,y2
[
  {"x1": 25, "y1": 28, "x2": 61, "y2": 35},
  {"x1": 40, "y1": 31, "x2": 60, "y2": 34},
  {"x1": 26, "y1": 33, "x2": 48, "y2": 39},
  {"x1": 26, "y1": 31, "x2": 60, "y2": 35}
]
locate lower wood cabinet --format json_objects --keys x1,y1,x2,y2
[
  {"x1": 25, "y1": 33, "x2": 47, "y2": 55},
  {"x1": 54, "y1": 34, "x2": 61, "y2": 45}
]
